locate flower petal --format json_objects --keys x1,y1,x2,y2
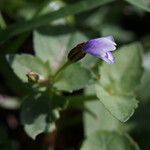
[
  {"x1": 101, "y1": 51, "x2": 115, "y2": 64},
  {"x1": 105, "y1": 36, "x2": 117, "y2": 46},
  {"x1": 83, "y1": 36, "x2": 116, "y2": 57}
]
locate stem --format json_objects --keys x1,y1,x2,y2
[{"x1": 53, "y1": 61, "x2": 72, "y2": 82}]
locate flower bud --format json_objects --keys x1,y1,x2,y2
[
  {"x1": 26, "y1": 71, "x2": 39, "y2": 83},
  {"x1": 68, "y1": 43, "x2": 86, "y2": 62}
]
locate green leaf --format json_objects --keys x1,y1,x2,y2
[
  {"x1": 6, "y1": 54, "x2": 50, "y2": 82},
  {"x1": 80, "y1": 54, "x2": 99, "y2": 71},
  {"x1": 136, "y1": 52, "x2": 150, "y2": 101},
  {"x1": 84, "y1": 100, "x2": 122, "y2": 136},
  {"x1": 24, "y1": 114, "x2": 56, "y2": 140},
  {"x1": 81, "y1": 131, "x2": 140, "y2": 150},
  {"x1": 21, "y1": 92, "x2": 67, "y2": 139},
  {"x1": 125, "y1": 0, "x2": 150, "y2": 12},
  {"x1": 136, "y1": 68, "x2": 150, "y2": 101},
  {"x1": 96, "y1": 43, "x2": 143, "y2": 122},
  {"x1": 33, "y1": 26, "x2": 71, "y2": 72},
  {"x1": 100, "y1": 43, "x2": 143, "y2": 94},
  {"x1": 84, "y1": 85, "x2": 122, "y2": 136},
  {"x1": 67, "y1": 31, "x2": 88, "y2": 49},
  {"x1": 34, "y1": 28, "x2": 89, "y2": 73},
  {"x1": 0, "y1": 0, "x2": 114, "y2": 43},
  {"x1": 54, "y1": 63, "x2": 92, "y2": 92},
  {"x1": 83, "y1": 7, "x2": 108, "y2": 29},
  {"x1": 101, "y1": 24, "x2": 135, "y2": 43},
  {"x1": 96, "y1": 85, "x2": 138, "y2": 122}
]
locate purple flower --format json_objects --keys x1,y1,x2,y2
[{"x1": 82, "y1": 36, "x2": 117, "y2": 64}]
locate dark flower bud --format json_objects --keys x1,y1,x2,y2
[{"x1": 68, "y1": 43, "x2": 86, "y2": 62}]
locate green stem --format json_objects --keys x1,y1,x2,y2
[{"x1": 53, "y1": 60, "x2": 72, "y2": 82}]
